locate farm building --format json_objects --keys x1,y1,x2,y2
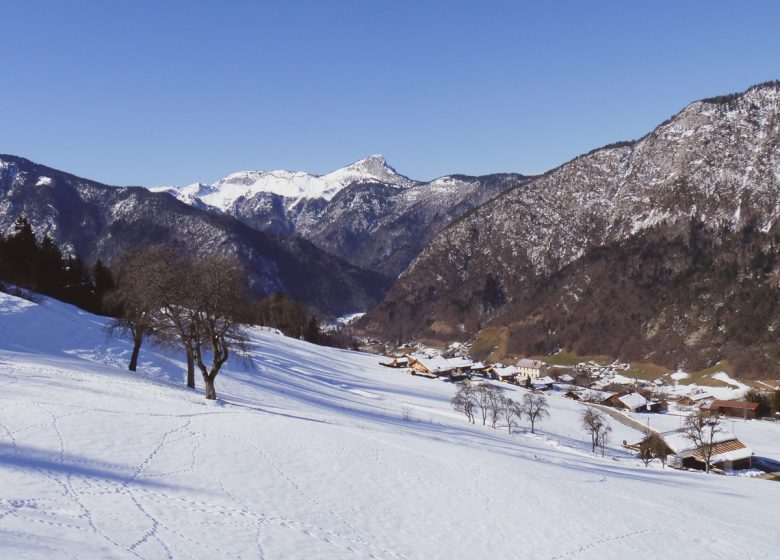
[
  {"x1": 556, "y1": 373, "x2": 575, "y2": 383},
  {"x1": 564, "y1": 389, "x2": 614, "y2": 403},
  {"x1": 603, "y1": 390, "x2": 649, "y2": 412},
  {"x1": 531, "y1": 376, "x2": 556, "y2": 390},
  {"x1": 407, "y1": 355, "x2": 476, "y2": 379},
  {"x1": 407, "y1": 355, "x2": 454, "y2": 377},
  {"x1": 380, "y1": 356, "x2": 409, "y2": 368},
  {"x1": 491, "y1": 365, "x2": 519, "y2": 382},
  {"x1": 638, "y1": 430, "x2": 753, "y2": 471},
  {"x1": 469, "y1": 362, "x2": 490, "y2": 375},
  {"x1": 703, "y1": 400, "x2": 763, "y2": 420},
  {"x1": 677, "y1": 391, "x2": 714, "y2": 407}
]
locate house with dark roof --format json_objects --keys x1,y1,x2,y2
[
  {"x1": 704, "y1": 400, "x2": 763, "y2": 420},
  {"x1": 638, "y1": 429, "x2": 753, "y2": 471},
  {"x1": 603, "y1": 390, "x2": 649, "y2": 412}
]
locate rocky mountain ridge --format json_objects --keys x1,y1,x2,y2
[
  {"x1": 360, "y1": 81, "x2": 780, "y2": 375},
  {"x1": 0, "y1": 155, "x2": 389, "y2": 316},
  {"x1": 153, "y1": 156, "x2": 530, "y2": 277}
]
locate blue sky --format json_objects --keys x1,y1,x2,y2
[{"x1": 1, "y1": 0, "x2": 779, "y2": 186}]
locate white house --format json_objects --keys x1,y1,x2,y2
[{"x1": 516, "y1": 358, "x2": 547, "y2": 380}]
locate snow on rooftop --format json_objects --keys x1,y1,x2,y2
[
  {"x1": 517, "y1": 358, "x2": 545, "y2": 368},
  {"x1": 661, "y1": 429, "x2": 738, "y2": 456},
  {"x1": 618, "y1": 392, "x2": 648, "y2": 410}
]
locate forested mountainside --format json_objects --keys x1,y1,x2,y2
[
  {"x1": 360, "y1": 81, "x2": 780, "y2": 376},
  {"x1": 156, "y1": 155, "x2": 529, "y2": 277},
  {"x1": 0, "y1": 155, "x2": 389, "y2": 315}
]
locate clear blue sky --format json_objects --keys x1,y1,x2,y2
[{"x1": 1, "y1": 0, "x2": 778, "y2": 186}]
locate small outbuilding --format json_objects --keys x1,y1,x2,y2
[
  {"x1": 603, "y1": 390, "x2": 649, "y2": 412},
  {"x1": 703, "y1": 400, "x2": 762, "y2": 420}
]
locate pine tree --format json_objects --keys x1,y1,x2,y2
[
  {"x1": 92, "y1": 259, "x2": 115, "y2": 314},
  {"x1": 33, "y1": 235, "x2": 64, "y2": 296},
  {"x1": 4, "y1": 216, "x2": 38, "y2": 280},
  {"x1": 304, "y1": 316, "x2": 321, "y2": 344}
]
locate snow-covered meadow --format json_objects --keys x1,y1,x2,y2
[{"x1": 1, "y1": 292, "x2": 779, "y2": 559}]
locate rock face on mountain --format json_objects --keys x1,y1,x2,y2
[
  {"x1": 156, "y1": 156, "x2": 529, "y2": 278},
  {"x1": 0, "y1": 155, "x2": 389, "y2": 316},
  {"x1": 361, "y1": 81, "x2": 780, "y2": 375}
]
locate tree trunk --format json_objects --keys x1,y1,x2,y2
[
  {"x1": 129, "y1": 338, "x2": 142, "y2": 372},
  {"x1": 204, "y1": 375, "x2": 217, "y2": 400},
  {"x1": 187, "y1": 352, "x2": 195, "y2": 389}
]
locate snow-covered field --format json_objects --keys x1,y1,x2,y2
[{"x1": 1, "y1": 292, "x2": 779, "y2": 559}]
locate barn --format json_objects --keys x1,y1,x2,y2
[{"x1": 639, "y1": 429, "x2": 753, "y2": 472}]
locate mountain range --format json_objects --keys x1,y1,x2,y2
[
  {"x1": 360, "y1": 81, "x2": 780, "y2": 376},
  {"x1": 155, "y1": 155, "x2": 529, "y2": 278},
  {"x1": 4, "y1": 81, "x2": 780, "y2": 375},
  {"x1": 0, "y1": 154, "x2": 526, "y2": 315},
  {"x1": 0, "y1": 155, "x2": 389, "y2": 315}
]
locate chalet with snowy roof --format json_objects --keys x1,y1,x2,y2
[
  {"x1": 556, "y1": 373, "x2": 575, "y2": 383},
  {"x1": 603, "y1": 390, "x2": 649, "y2": 412},
  {"x1": 639, "y1": 430, "x2": 753, "y2": 471},
  {"x1": 408, "y1": 355, "x2": 454, "y2": 378},
  {"x1": 516, "y1": 359, "x2": 547, "y2": 380},
  {"x1": 380, "y1": 356, "x2": 409, "y2": 368},
  {"x1": 677, "y1": 391, "x2": 714, "y2": 407},
  {"x1": 491, "y1": 365, "x2": 519, "y2": 382},
  {"x1": 703, "y1": 400, "x2": 763, "y2": 420},
  {"x1": 469, "y1": 361, "x2": 490, "y2": 375},
  {"x1": 407, "y1": 355, "x2": 477, "y2": 379},
  {"x1": 565, "y1": 389, "x2": 615, "y2": 403},
  {"x1": 531, "y1": 375, "x2": 555, "y2": 390}
]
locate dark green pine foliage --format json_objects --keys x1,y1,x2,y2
[{"x1": 0, "y1": 216, "x2": 113, "y2": 315}]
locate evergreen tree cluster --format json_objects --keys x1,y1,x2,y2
[{"x1": 0, "y1": 216, "x2": 114, "y2": 314}]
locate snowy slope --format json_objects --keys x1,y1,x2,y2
[
  {"x1": 1, "y1": 292, "x2": 779, "y2": 559},
  {"x1": 152, "y1": 155, "x2": 417, "y2": 212}
]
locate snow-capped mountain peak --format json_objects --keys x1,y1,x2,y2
[{"x1": 152, "y1": 155, "x2": 417, "y2": 212}]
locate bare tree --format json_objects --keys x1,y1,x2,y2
[
  {"x1": 521, "y1": 393, "x2": 549, "y2": 434},
  {"x1": 598, "y1": 422, "x2": 612, "y2": 457},
  {"x1": 114, "y1": 246, "x2": 251, "y2": 399},
  {"x1": 683, "y1": 412, "x2": 722, "y2": 474},
  {"x1": 486, "y1": 385, "x2": 505, "y2": 429},
  {"x1": 581, "y1": 407, "x2": 611, "y2": 454},
  {"x1": 105, "y1": 252, "x2": 157, "y2": 372},
  {"x1": 126, "y1": 246, "x2": 199, "y2": 388},
  {"x1": 502, "y1": 397, "x2": 521, "y2": 434},
  {"x1": 452, "y1": 381, "x2": 477, "y2": 423},
  {"x1": 184, "y1": 254, "x2": 251, "y2": 400},
  {"x1": 640, "y1": 432, "x2": 668, "y2": 468},
  {"x1": 475, "y1": 384, "x2": 491, "y2": 425},
  {"x1": 474, "y1": 383, "x2": 503, "y2": 426}
]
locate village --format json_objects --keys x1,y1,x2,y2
[{"x1": 380, "y1": 350, "x2": 780, "y2": 477}]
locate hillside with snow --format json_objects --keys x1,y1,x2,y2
[{"x1": 1, "y1": 291, "x2": 779, "y2": 558}]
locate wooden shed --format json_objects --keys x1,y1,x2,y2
[{"x1": 704, "y1": 400, "x2": 762, "y2": 420}]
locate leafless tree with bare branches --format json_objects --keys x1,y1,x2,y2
[
  {"x1": 581, "y1": 407, "x2": 611, "y2": 455},
  {"x1": 452, "y1": 381, "x2": 477, "y2": 424},
  {"x1": 521, "y1": 393, "x2": 549, "y2": 434},
  {"x1": 683, "y1": 412, "x2": 722, "y2": 474},
  {"x1": 502, "y1": 397, "x2": 521, "y2": 434}
]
